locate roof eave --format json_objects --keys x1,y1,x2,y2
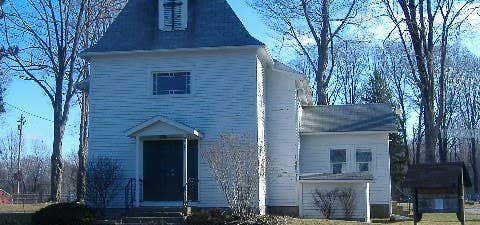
[{"x1": 81, "y1": 45, "x2": 266, "y2": 60}]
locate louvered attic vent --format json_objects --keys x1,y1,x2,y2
[{"x1": 159, "y1": 0, "x2": 188, "y2": 31}]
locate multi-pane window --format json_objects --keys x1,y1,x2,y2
[
  {"x1": 356, "y1": 149, "x2": 373, "y2": 173},
  {"x1": 330, "y1": 149, "x2": 347, "y2": 174},
  {"x1": 153, "y1": 72, "x2": 191, "y2": 95}
]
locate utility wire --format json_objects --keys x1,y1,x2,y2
[
  {"x1": 4, "y1": 102, "x2": 54, "y2": 122},
  {"x1": 5, "y1": 102, "x2": 80, "y2": 131}
]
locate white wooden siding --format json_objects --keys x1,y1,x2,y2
[
  {"x1": 88, "y1": 49, "x2": 259, "y2": 208},
  {"x1": 299, "y1": 133, "x2": 391, "y2": 206},
  {"x1": 299, "y1": 182, "x2": 369, "y2": 221},
  {"x1": 265, "y1": 69, "x2": 300, "y2": 207}
]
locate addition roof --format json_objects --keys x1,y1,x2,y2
[
  {"x1": 300, "y1": 104, "x2": 396, "y2": 133},
  {"x1": 299, "y1": 173, "x2": 374, "y2": 181}
]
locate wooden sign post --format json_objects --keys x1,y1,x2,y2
[{"x1": 405, "y1": 163, "x2": 471, "y2": 225}]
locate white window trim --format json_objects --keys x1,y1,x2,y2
[
  {"x1": 330, "y1": 149, "x2": 347, "y2": 174},
  {"x1": 151, "y1": 71, "x2": 192, "y2": 96},
  {"x1": 355, "y1": 148, "x2": 374, "y2": 174}
]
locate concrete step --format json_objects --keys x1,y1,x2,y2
[
  {"x1": 94, "y1": 220, "x2": 122, "y2": 225},
  {"x1": 130, "y1": 211, "x2": 184, "y2": 218},
  {"x1": 123, "y1": 216, "x2": 184, "y2": 224}
]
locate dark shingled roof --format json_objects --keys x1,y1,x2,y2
[
  {"x1": 299, "y1": 173, "x2": 374, "y2": 181},
  {"x1": 300, "y1": 104, "x2": 396, "y2": 133},
  {"x1": 404, "y1": 163, "x2": 472, "y2": 189},
  {"x1": 86, "y1": 0, "x2": 264, "y2": 53}
]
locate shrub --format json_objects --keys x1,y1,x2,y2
[
  {"x1": 185, "y1": 209, "x2": 286, "y2": 225},
  {"x1": 0, "y1": 213, "x2": 31, "y2": 225},
  {"x1": 250, "y1": 215, "x2": 287, "y2": 225},
  {"x1": 31, "y1": 203, "x2": 95, "y2": 225},
  {"x1": 312, "y1": 189, "x2": 338, "y2": 219},
  {"x1": 185, "y1": 209, "x2": 228, "y2": 225},
  {"x1": 337, "y1": 188, "x2": 356, "y2": 220},
  {"x1": 87, "y1": 156, "x2": 123, "y2": 217}
]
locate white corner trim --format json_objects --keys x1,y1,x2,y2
[{"x1": 125, "y1": 115, "x2": 204, "y2": 138}]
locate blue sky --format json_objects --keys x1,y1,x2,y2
[{"x1": 0, "y1": 1, "x2": 274, "y2": 156}]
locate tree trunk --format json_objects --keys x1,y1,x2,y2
[
  {"x1": 438, "y1": 23, "x2": 448, "y2": 163},
  {"x1": 398, "y1": 0, "x2": 437, "y2": 163},
  {"x1": 424, "y1": 97, "x2": 437, "y2": 162},
  {"x1": 77, "y1": 91, "x2": 89, "y2": 202},
  {"x1": 51, "y1": 75, "x2": 66, "y2": 202},
  {"x1": 472, "y1": 138, "x2": 478, "y2": 194},
  {"x1": 415, "y1": 104, "x2": 424, "y2": 164},
  {"x1": 316, "y1": 0, "x2": 330, "y2": 106},
  {"x1": 51, "y1": 116, "x2": 65, "y2": 202}
]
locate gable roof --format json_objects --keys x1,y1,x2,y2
[
  {"x1": 85, "y1": 0, "x2": 264, "y2": 53},
  {"x1": 300, "y1": 104, "x2": 396, "y2": 133}
]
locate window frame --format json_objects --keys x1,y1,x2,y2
[
  {"x1": 355, "y1": 149, "x2": 373, "y2": 173},
  {"x1": 330, "y1": 149, "x2": 347, "y2": 174},
  {"x1": 152, "y1": 71, "x2": 192, "y2": 96},
  {"x1": 159, "y1": 0, "x2": 188, "y2": 31}
]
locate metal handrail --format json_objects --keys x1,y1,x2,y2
[
  {"x1": 124, "y1": 178, "x2": 144, "y2": 213},
  {"x1": 0, "y1": 189, "x2": 12, "y2": 199},
  {"x1": 124, "y1": 178, "x2": 135, "y2": 211}
]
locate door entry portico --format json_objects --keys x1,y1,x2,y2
[
  {"x1": 143, "y1": 140, "x2": 183, "y2": 202},
  {"x1": 126, "y1": 115, "x2": 203, "y2": 207}
]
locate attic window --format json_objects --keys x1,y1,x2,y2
[{"x1": 160, "y1": 0, "x2": 187, "y2": 31}]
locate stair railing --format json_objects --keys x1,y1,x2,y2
[{"x1": 124, "y1": 178, "x2": 136, "y2": 213}]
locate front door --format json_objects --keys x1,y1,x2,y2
[{"x1": 143, "y1": 140, "x2": 183, "y2": 202}]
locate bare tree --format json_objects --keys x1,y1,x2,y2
[
  {"x1": 202, "y1": 133, "x2": 263, "y2": 218},
  {"x1": 451, "y1": 46, "x2": 480, "y2": 193},
  {"x1": 436, "y1": 0, "x2": 478, "y2": 162},
  {"x1": 22, "y1": 141, "x2": 49, "y2": 196},
  {"x1": 87, "y1": 155, "x2": 123, "y2": 216},
  {"x1": 382, "y1": 0, "x2": 479, "y2": 162},
  {"x1": 0, "y1": 131, "x2": 19, "y2": 193},
  {"x1": 0, "y1": 0, "x2": 126, "y2": 201},
  {"x1": 0, "y1": 65, "x2": 5, "y2": 115},
  {"x1": 335, "y1": 41, "x2": 369, "y2": 104},
  {"x1": 1, "y1": 0, "x2": 89, "y2": 201},
  {"x1": 250, "y1": 0, "x2": 365, "y2": 105},
  {"x1": 378, "y1": 42, "x2": 415, "y2": 164},
  {"x1": 63, "y1": 151, "x2": 79, "y2": 202}
]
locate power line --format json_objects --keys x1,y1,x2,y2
[
  {"x1": 4, "y1": 102, "x2": 80, "y2": 132},
  {"x1": 4, "y1": 102, "x2": 54, "y2": 123}
]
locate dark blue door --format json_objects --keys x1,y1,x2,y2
[{"x1": 143, "y1": 140, "x2": 183, "y2": 201}]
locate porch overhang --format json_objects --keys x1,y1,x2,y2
[
  {"x1": 298, "y1": 172, "x2": 374, "y2": 184},
  {"x1": 125, "y1": 116, "x2": 203, "y2": 139}
]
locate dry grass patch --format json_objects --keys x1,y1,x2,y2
[
  {"x1": 288, "y1": 213, "x2": 480, "y2": 225},
  {"x1": 0, "y1": 203, "x2": 50, "y2": 213}
]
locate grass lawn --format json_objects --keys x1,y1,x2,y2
[
  {"x1": 0, "y1": 203, "x2": 50, "y2": 213},
  {"x1": 289, "y1": 213, "x2": 480, "y2": 225}
]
